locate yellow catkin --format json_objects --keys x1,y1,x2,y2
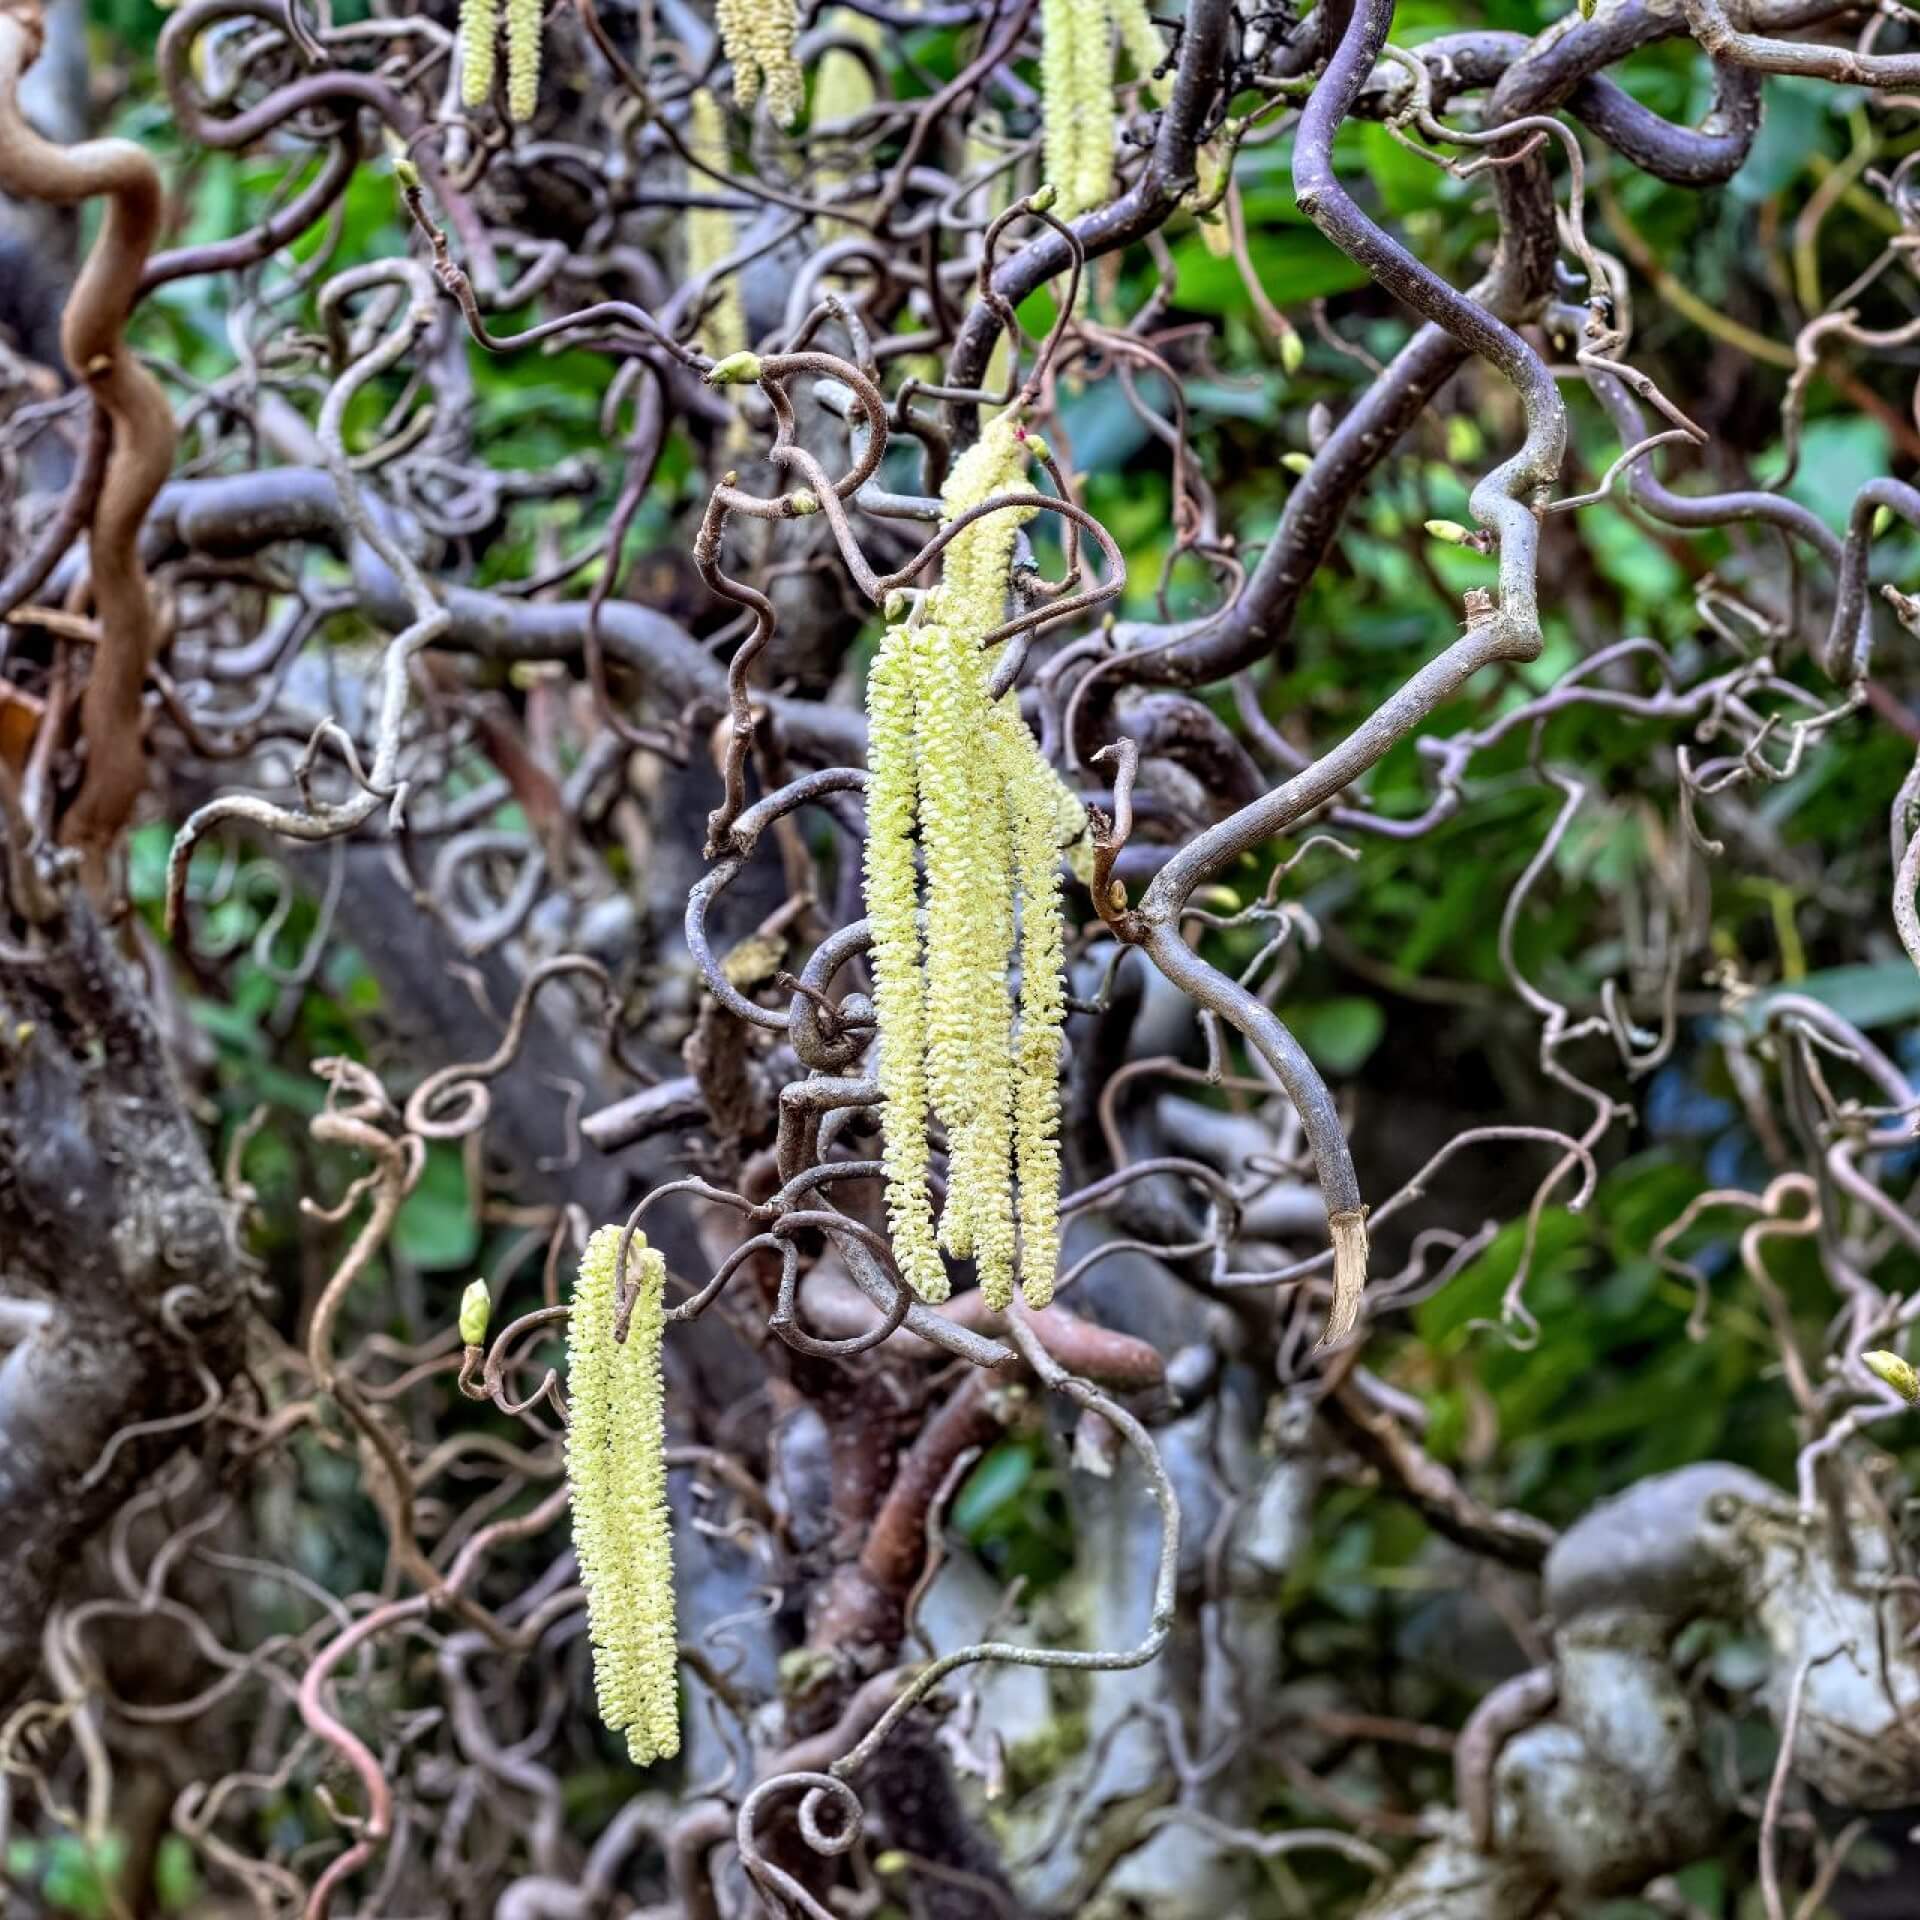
[
  {"x1": 937, "y1": 414, "x2": 1037, "y2": 607},
  {"x1": 716, "y1": 0, "x2": 804, "y2": 124},
  {"x1": 815, "y1": 11, "x2": 883, "y2": 239},
  {"x1": 566, "y1": 1226, "x2": 679, "y2": 1766},
  {"x1": 1040, "y1": 0, "x2": 1143, "y2": 217},
  {"x1": 1059, "y1": 0, "x2": 1121, "y2": 214},
  {"x1": 813, "y1": 23, "x2": 876, "y2": 129},
  {"x1": 913, "y1": 616, "x2": 986, "y2": 1258},
  {"x1": 460, "y1": 0, "x2": 496, "y2": 108},
  {"x1": 757, "y1": 0, "x2": 804, "y2": 127},
  {"x1": 1109, "y1": 0, "x2": 1167, "y2": 101},
  {"x1": 864, "y1": 414, "x2": 1078, "y2": 1311},
  {"x1": 686, "y1": 90, "x2": 749, "y2": 368},
  {"x1": 864, "y1": 631, "x2": 948, "y2": 1303},
  {"x1": 963, "y1": 756, "x2": 1018, "y2": 1309},
  {"x1": 997, "y1": 714, "x2": 1070, "y2": 1307},
  {"x1": 716, "y1": 0, "x2": 760, "y2": 106},
  {"x1": 506, "y1": 0, "x2": 541, "y2": 120},
  {"x1": 921, "y1": 417, "x2": 1032, "y2": 1283},
  {"x1": 917, "y1": 618, "x2": 1018, "y2": 1301},
  {"x1": 1039, "y1": 0, "x2": 1083, "y2": 215},
  {"x1": 1067, "y1": 0, "x2": 1115, "y2": 215},
  {"x1": 1050, "y1": 756, "x2": 1095, "y2": 886}
]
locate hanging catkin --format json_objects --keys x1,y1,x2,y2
[
  {"x1": 686, "y1": 89, "x2": 750, "y2": 369},
  {"x1": 459, "y1": 0, "x2": 496, "y2": 108},
  {"x1": 506, "y1": 0, "x2": 542, "y2": 121},
  {"x1": 461, "y1": 0, "x2": 545, "y2": 120},
  {"x1": 1040, "y1": 0, "x2": 1170, "y2": 215},
  {"x1": 863, "y1": 417, "x2": 1087, "y2": 1311},
  {"x1": 715, "y1": 0, "x2": 805, "y2": 125},
  {"x1": 566, "y1": 1225, "x2": 679, "y2": 1767}
]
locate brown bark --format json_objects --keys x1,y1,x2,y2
[{"x1": 0, "y1": 894, "x2": 248, "y2": 1706}]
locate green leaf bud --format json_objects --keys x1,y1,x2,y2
[
  {"x1": 458, "y1": 1279, "x2": 492, "y2": 1347},
  {"x1": 1864, "y1": 1350, "x2": 1920, "y2": 1402},
  {"x1": 705, "y1": 351, "x2": 763, "y2": 387}
]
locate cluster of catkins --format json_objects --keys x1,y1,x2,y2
[
  {"x1": 716, "y1": 0, "x2": 805, "y2": 125},
  {"x1": 865, "y1": 416, "x2": 1090, "y2": 1315},
  {"x1": 565, "y1": 1226, "x2": 679, "y2": 1767},
  {"x1": 459, "y1": 0, "x2": 543, "y2": 120},
  {"x1": 685, "y1": 89, "x2": 751, "y2": 370},
  {"x1": 1040, "y1": 0, "x2": 1169, "y2": 214}
]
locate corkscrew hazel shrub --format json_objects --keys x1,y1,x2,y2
[{"x1": 565, "y1": 1225, "x2": 679, "y2": 1767}]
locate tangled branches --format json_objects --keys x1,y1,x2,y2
[{"x1": 5, "y1": 0, "x2": 1920, "y2": 1914}]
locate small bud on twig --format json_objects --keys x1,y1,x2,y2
[
  {"x1": 705, "y1": 351, "x2": 763, "y2": 387},
  {"x1": 1864, "y1": 1350, "x2": 1920, "y2": 1402},
  {"x1": 458, "y1": 1279, "x2": 492, "y2": 1347}
]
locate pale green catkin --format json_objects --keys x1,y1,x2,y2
[
  {"x1": 687, "y1": 89, "x2": 749, "y2": 369},
  {"x1": 460, "y1": 0, "x2": 497, "y2": 108},
  {"x1": 862, "y1": 416, "x2": 1089, "y2": 1312},
  {"x1": 1040, "y1": 0, "x2": 1167, "y2": 216},
  {"x1": 1039, "y1": 0, "x2": 1083, "y2": 211},
  {"x1": 997, "y1": 712, "x2": 1070, "y2": 1309},
  {"x1": 566, "y1": 1226, "x2": 679, "y2": 1766},
  {"x1": 814, "y1": 10, "x2": 885, "y2": 240},
  {"x1": 864, "y1": 633, "x2": 948, "y2": 1303},
  {"x1": 715, "y1": 0, "x2": 804, "y2": 125},
  {"x1": 1109, "y1": 0, "x2": 1168, "y2": 101},
  {"x1": 506, "y1": 0, "x2": 542, "y2": 121}
]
